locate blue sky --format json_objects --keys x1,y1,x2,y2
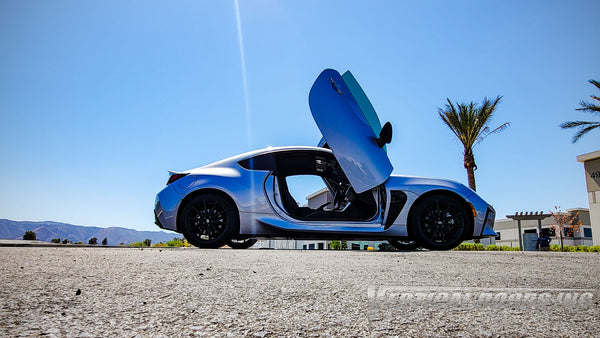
[{"x1": 1, "y1": 0, "x2": 599, "y2": 231}]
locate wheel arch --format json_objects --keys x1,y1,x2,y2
[
  {"x1": 176, "y1": 188, "x2": 240, "y2": 233},
  {"x1": 406, "y1": 189, "x2": 475, "y2": 239}
]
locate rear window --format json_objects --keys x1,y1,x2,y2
[{"x1": 238, "y1": 153, "x2": 276, "y2": 171}]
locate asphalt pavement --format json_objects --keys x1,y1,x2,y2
[{"x1": 1, "y1": 247, "x2": 598, "y2": 337}]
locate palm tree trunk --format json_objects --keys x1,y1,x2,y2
[
  {"x1": 463, "y1": 148, "x2": 477, "y2": 191},
  {"x1": 466, "y1": 167, "x2": 476, "y2": 191},
  {"x1": 464, "y1": 149, "x2": 479, "y2": 244}
]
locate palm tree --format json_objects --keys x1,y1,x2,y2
[
  {"x1": 438, "y1": 96, "x2": 509, "y2": 191},
  {"x1": 560, "y1": 80, "x2": 600, "y2": 143}
]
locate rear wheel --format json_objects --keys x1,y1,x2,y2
[
  {"x1": 179, "y1": 193, "x2": 238, "y2": 249},
  {"x1": 409, "y1": 194, "x2": 470, "y2": 250},
  {"x1": 226, "y1": 238, "x2": 258, "y2": 249}
]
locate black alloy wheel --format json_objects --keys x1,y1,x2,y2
[
  {"x1": 409, "y1": 194, "x2": 470, "y2": 250},
  {"x1": 180, "y1": 193, "x2": 238, "y2": 249}
]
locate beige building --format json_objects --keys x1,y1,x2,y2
[
  {"x1": 494, "y1": 208, "x2": 593, "y2": 249},
  {"x1": 577, "y1": 150, "x2": 600, "y2": 245}
]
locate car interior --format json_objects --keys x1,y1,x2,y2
[{"x1": 272, "y1": 151, "x2": 379, "y2": 221}]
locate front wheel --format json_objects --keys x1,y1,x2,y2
[
  {"x1": 409, "y1": 194, "x2": 470, "y2": 250},
  {"x1": 179, "y1": 193, "x2": 238, "y2": 249}
]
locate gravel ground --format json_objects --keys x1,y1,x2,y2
[{"x1": 0, "y1": 247, "x2": 598, "y2": 337}]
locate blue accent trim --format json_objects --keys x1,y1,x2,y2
[
  {"x1": 342, "y1": 71, "x2": 387, "y2": 153},
  {"x1": 481, "y1": 225, "x2": 497, "y2": 237}
]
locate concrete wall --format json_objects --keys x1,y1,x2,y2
[{"x1": 577, "y1": 150, "x2": 600, "y2": 245}]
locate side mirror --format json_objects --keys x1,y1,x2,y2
[{"x1": 376, "y1": 122, "x2": 392, "y2": 148}]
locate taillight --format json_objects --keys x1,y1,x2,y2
[{"x1": 167, "y1": 173, "x2": 188, "y2": 185}]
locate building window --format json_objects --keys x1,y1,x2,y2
[
  {"x1": 351, "y1": 243, "x2": 360, "y2": 250},
  {"x1": 318, "y1": 243, "x2": 324, "y2": 250},
  {"x1": 584, "y1": 228, "x2": 593, "y2": 238},
  {"x1": 303, "y1": 245, "x2": 307, "y2": 250},
  {"x1": 308, "y1": 243, "x2": 315, "y2": 250},
  {"x1": 563, "y1": 228, "x2": 574, "y2": 237},
  {"x1": 495, "y1": 232, "x2": 501, "y2": 240}
]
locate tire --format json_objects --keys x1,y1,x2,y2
[
  {"x1": 179, "y1": 193, "x2": 239, "y2": 249},
  {"x1": 388, "y1": 239, "x2": 418, "y2": 251},
  {"x1": 408, "y1": 194, "x2": 470, "y2": 251},
  {"x1": 226, "y1": 238, "x2": 258, "y2": 249}
]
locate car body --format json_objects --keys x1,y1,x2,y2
[{"x1": 154, "y1": 69, "x2": 496, "y2": 250}]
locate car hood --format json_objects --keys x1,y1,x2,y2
[{"x1": 308, "y1": 69, "x2": 393, "y2": 193}]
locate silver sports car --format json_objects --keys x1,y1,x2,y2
[{"x1": 154, "y1": 69, "x2": 496, "y2": 250}]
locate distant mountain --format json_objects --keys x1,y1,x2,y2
[{"x1": 0, "y1": 219, "x2": 179, "y2": 245}]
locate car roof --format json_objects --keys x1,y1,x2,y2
[{"x1": 202, "y1": 146, "x2": 333, "y2": 168}]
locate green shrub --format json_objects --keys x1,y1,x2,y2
[
  {"x1": 165, "y1": 237, "x2": 190, "y2": 247},
  {"x1": 128, "y1": 241, "x2": 147, "y2": 247},
  {"x1": 149, "y1": 238, "x2": 190, "y2": 247},
  {"x1": 482, "y1": 244, "x2": 519, "y2": 251},
  {"x1": 51, "y1": 238, "x2": 61, "y2": 244},
  {"x1": 454, "y1": 242, "x2": 484, "y2": 251},
  {"x1": 547, "y1": 245, "x2": 596, "y2": 252},
  {"x1": 23, "y1": 231, "x2": 36, "y2": 240},
  {"x1": 454, "y1": 243, "x2": 463, "y2": 250},
  {"x1": 329, "y1": 240, "x2": 348, "y2": 250},
  {"x1": 453, "y1": 243, "x2": 469, "y2": 250}
]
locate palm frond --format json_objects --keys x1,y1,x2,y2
[
  {"x1": 438, "y1": 96, "x2": 507, "y2": 149},
  {"x1": 562, "y1": 79, "x2": 600, "y2": 142},
  {"x1": 576, "y1": 101, "x2": 600, "y2": 114},
  {"x1": 575, "y1": 80, "x2": 600, "y2": 113},
  {"x1": 438, "y1": 99, "x2": 466, "y2": 144},
  {"x1": 560, "y1": 121, "x2": 598, "y2": 129},
  {"x1": 488, "y1": 122, "x2": 511, "y2": 135},
  {"x1": 475, "y1": 122, "x2": 510, "y2": 146},
  {"x1": 571, "y1": 122, "x2": 600, "y2": 143}
]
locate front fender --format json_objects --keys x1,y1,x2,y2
[{"x1": 385, "y1": 176, "x2": 493, "y2": 238}]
